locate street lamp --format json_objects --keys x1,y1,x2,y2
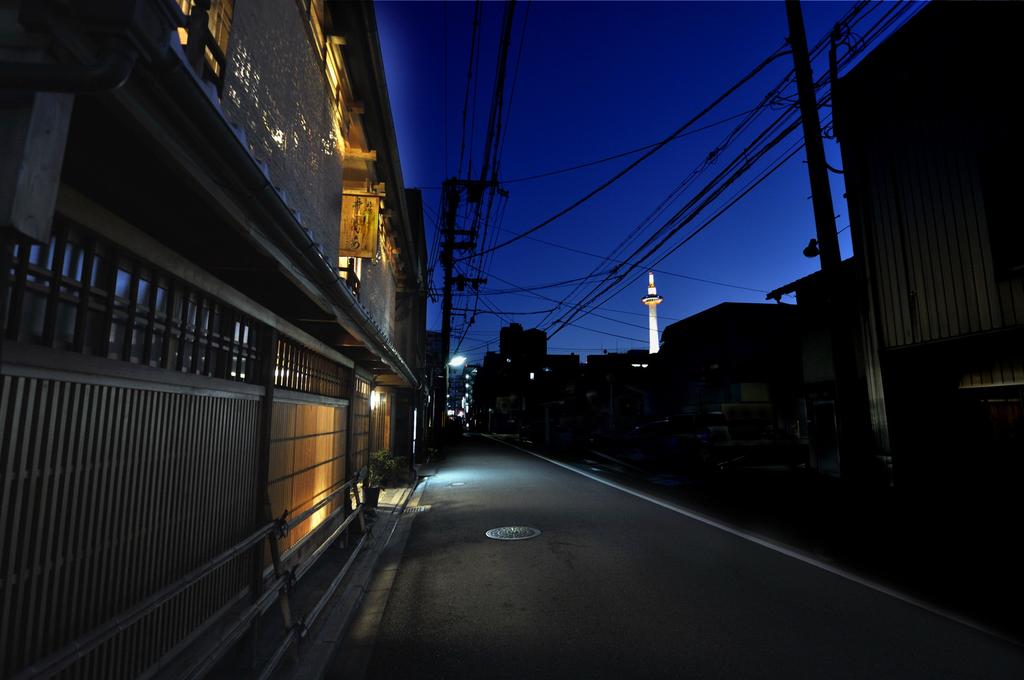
[{"x1": 448, "y1": 355, "x2": 467, "y2": 367}]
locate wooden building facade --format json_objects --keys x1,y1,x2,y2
[{"x1": 0, "y1": 1, "x2": 426, "y2": 677}]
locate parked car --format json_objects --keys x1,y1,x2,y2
[
  {"x1": 444, "y1": 415, "x2": 465, "y2": 441},
  {"x1": 590, "y1": 417, "x2": 713, "y2": 471},
  {"x1": 591, "y1": 412, "x2": 807, "y2": 473},
  {"x1": 680, "y1": 412, "x2": 805, "y2": 470}
]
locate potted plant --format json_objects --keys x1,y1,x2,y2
[{"x1": 364, "y1": 448, "x2": 398, "y2": 508}]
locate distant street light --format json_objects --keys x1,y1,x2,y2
[{"x1": 448, "y1": 355, "x2": 467, "y2": 367}]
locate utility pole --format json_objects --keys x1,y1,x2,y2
[
  {"x1": 438, "y1": 179, "x2": 489, "y2": 427},
  {"x1": 439, "y1": 179, "x2": 490, "y2": 364},
  {"x1": 440, "y1": 179, "x2": 459, "y2": 367},
  {"x1": 785, "y1": 0, "x2": 863, "y2": 481},
  {"x1": 786, "y1": 0, "x2": 841, "y2": 271}
]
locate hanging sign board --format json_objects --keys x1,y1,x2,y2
[{"x1": 340, "y1": 193, "x2": 380, "y2": 258}]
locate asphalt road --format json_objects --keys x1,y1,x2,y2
[{"x1": 329, "y1": 436, "x2": 1024, "y2": 680}]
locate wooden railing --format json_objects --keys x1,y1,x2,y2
[
  {"x1": 339, "y1": 260, "x2": 361, "y2": 297},
  {"x1": 181, "y1": 0, "x2": 229, "y2": 97},
  {"x1": 11, "y1": 478, "x2": 366, "y2": 680}
]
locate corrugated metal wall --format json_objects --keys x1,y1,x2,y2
[
  {"x1": 960, "y1": 357, "x2": 1024, "y2": 390},
  {"x1": 840, "y1": 25, "x2": 1024, "y2": 353},
  {"x1": 0, "y1": 374, "x2": 261, "y2": 679},
  {"x1": 855, "y1": 127, "x2": 1024, "y2": 349}
]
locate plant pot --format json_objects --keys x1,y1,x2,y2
[{"x1": 363, "y1": 486, "x2": 381, "y2": 508}]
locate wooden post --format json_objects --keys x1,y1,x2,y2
[
  {"x1": 247, "y1": 327, "x2": 277, "y2": 665},
  {"x1": 785, "y1": 0, "x2": 864, "y2": 480},
  {"x1": 785, "y1": 0, "x2": 841, "y2": 270},
  {"x1": 0, "y1": 91, "x2": 74, "y2": 243},
  {"x1": 184, "y1": 0, "x2": 212, "y2": 76}
]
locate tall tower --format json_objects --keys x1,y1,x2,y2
[{"x1": 641, "y1": 272, "x2": 663, "y2": 354}]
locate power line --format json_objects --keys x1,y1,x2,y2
[
  {"x1": 494, "y1": 0, "x2": 532, "y2": 179},
  {"x1": 456, "y1": 0, "x2": 483, "y2": 178},
  {"x1": 562, "y1": 320, "x2": 648, "y2": 344},
  {"x1": 546, "y1": 110, "x2": 806, "y2": 337},
  {"x1": 442, "y1": 1, "x2": 921, "y2": 353},
  {"x1": 496, "y1": 230, "x2": 775, "y2": 295},
  {"x1": 533, "y1": 64, "x2": 798, "y2": 328},
  {"x1": 453, "y1": 307, "x2": 555, "y2": 316},
  {"x1": 536, "y1": 0, "x2": 905, "y2": 338},
  {"x1": 443, "y1": 0, "x2": 448, "y2": 177},
  {"x1": 473, "y1": 271, "x2": 617, "y2": 295},
  {"x1": 456, "y1": 45, "x2": 792, "y2": 263},
  {"x1": 452, "y1": 108, "x2": 809, "y2": 337},
  {"x1": 499, "y1": 107, "x2": 760, "y2": 184},
  {"x1": 458, "y1": 264, "x2": 689, "y2": 326},
  {"x1": 548, "y1": 118, "x2": 810, "y2": 339}
]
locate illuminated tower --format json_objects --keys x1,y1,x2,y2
[{"x1": 641, "y1": 272, "x2": 663, "y2": 353}]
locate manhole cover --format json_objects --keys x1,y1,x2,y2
[{"x1": 485, "y1": 526, "x2": 542, "y2": 541}]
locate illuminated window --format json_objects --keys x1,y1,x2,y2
[
  {"x1": 309, "y1": 0, "x2": 327, "y2": 54},
  {"x1": 1, "y1": 220, "x2": 263, "y2": 379},
  {"x1": 176, "y1": 0, "x2": 235, "y2": 93},
  {"x1": 206, "y1": 0, "x2": 234, "y2": 72},
  {"x1": 302, "y1": 0, "x2": 349, "y2": 147},
  {"x1": 339, "y1": 256, "x2": 362, "y2": 296}
]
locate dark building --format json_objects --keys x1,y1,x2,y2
[
  {"x1": 769, "y1": 1, "x2": 1023, "y2": 489},
  {"x1": 657, "y1": 302, "x2": 804, "y2": 439},
  {"x1": 426, "y1": 329, "x2": 447, "y2": 440},
  {"x1": 470, "y1": 324, "x2": 579, "y2": 442},
  {"x1": 767, "y1": 260, "x2": 876, "y2": 477},
  {"x1": 499, "y1": 322, "x2": 547, "y2": 364},
  {"x1": 0, "y1": 2, "x2": 426, "y2": 677},
  {"x1": 583, "y1": 349, "x2": 658, "y2": 435}
]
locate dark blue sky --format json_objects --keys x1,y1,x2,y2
[{"x1": 375, "y1": 1, "x2": 908, "y2": 363}]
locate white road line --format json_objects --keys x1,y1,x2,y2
[
  {"x1": 483, "y1": 434, "x2": 1019, "y2": 647},
  {"x1": 586, "y1": 447, "x2": 648, "y2": 473}
]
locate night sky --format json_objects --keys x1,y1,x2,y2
[{"x1": 375, "y1": 1, "x2": 910, "y2": 363}]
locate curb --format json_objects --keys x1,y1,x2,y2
[{"x1": 271, "y1": 478, "x2": 425, "y2": 680}]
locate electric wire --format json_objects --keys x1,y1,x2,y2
[
  {"x1": 456, "y1": 45, "x2": 794, "y2": 263},
  {"x1": 546, "y1": 110, "x2": 806, "y2": 336},
  {"x1": 456, "y1": 0, "x2": 483, "y2": 178},
  {"x1": 540, "y1": 0, "x2": 909, "y2": 337},
  {"x1": 441, "y1": 0, "x2": 924, "y2": 353}
]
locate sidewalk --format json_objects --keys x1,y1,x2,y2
[
  {"x1": 265, "y1": 481, "x2": 421, "y2": 680},
  {"x1": 186, "y1": 478, "x2": 422, "y2": 679}
]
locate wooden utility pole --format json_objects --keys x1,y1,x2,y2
[
  {"x1": 786, "y1": 0, "x2": 864, "y2": 480},
  {"x1": 437, "y1": 179, "x2": 487, "y2": 429},
  {"x1": 786, "y1": 0, "x2": 841, "y2": 271},
  {"x1": 440, "y1": 179, "x2": 459, "y2": 366}
]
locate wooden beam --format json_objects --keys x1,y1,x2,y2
[
  {"x1": 345, "y1": 148, "x2": 376, "y2": 162},
  {"x1": 57, "y1": 186, "x2": 355, "y2": 369},
  {"x1": 374, "y1": 374, "x2": 406, "y2": 387},
  {"x1": 0, "y1": 92, "x2": 74, "y2": 242}
]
